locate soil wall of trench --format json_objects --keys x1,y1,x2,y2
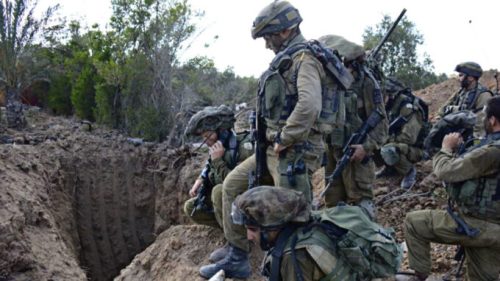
[{"x1": 0, "y1": 115, "x2": 201, "y2": 281}]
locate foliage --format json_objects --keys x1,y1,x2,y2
[
  {"x1": 3, "y1": 0, "x2": 258, "y2": 143},
  {"x1": 71, "y1": 65, "x2": 98, "y2": 120},
  {"x1": 0, "y1": 0, "x2": 61, "y2": 127},
  {"x1": 363, "y1": 15, "x2": 447, "y2": 90}
]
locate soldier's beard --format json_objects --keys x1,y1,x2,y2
[{"x1": 461, "y1": 78, "x2": 470, "y2": 89}]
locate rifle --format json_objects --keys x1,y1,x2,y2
[
  {"x1": 248, "y1": 69, "x2": 272, "y2": 189},
  {"x1": 366, "y1": 8, "x2": 407, "y2": 62},
  {"x1": 191, "y1": 159, "x2": 214, "y2": 216},
  {"x1": 248, "y1": 107, "x2": 268, "y2": 189},
  {"x1": 318, "y1": 110, "x2": 384, "y2": 199}
]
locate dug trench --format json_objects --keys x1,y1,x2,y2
[{"x1": 0, "y1": 114, "x2": 212, "y2": 281}]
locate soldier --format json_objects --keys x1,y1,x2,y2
[
  {"x1": 438, "y1": 62, "x2": 493, "y2": 137},
  {"x1": 232, "y1": 186, "x2": 402, "y2": 281},
  {"x1": 199, "y1": 1, "x2": 330, "y2": 278},
  {"x1": 232, "y1": 185, "x2": 335, "y2": 281},
  {"x1": 183, "y1": 105, "x2": 253, "y2": 262},
  {"x1": 319, "y1": 35, "x2": 388, "y2": 218},
  {"x1": 402, "y1": 96, "x2": 500, "y2": 281},
  {"x1": 376, "y1": 78, "x2": 427, "y2": 189}
]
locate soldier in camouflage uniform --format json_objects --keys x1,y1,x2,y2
[
  {"x1": 438, "y1": 62, "x2": 493, "y2": 138},
  {"x1": 183, "y1": 105, "x2": 253, "y2": 262},
  {"x1": 375, "y1": 78, "x2": 427, "y2": 189},
  {"x1": 319, "y1": 35, "x2": 388, "y2": 217},
  {"x1": 402, "y1": 96, "x2": 500, "y2": 281},
  {"x1": 232, "y1": 186, "x2": 339, "y2": 281},
  {"x1": 199, "y1": 1, "x2": 330, "y2": 279}
]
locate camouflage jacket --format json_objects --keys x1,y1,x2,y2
[
  {"x1": 433, "y1": 131, "x2": 500, "y2": 224},
  {"x1": 349, "y1": 65, "x2": 388, "y2": 153}
]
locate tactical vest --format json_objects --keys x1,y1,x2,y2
[
  {"x1": 447, "y1": 135, "x2": 500, "y2": 221},
  {"x1": 452, "y1": 84, "x2": 493, "y2": 113},
  {"x1": 259, "y1": 40, "x2": 350, "y2": 142},
  {"x1": 328, "y1": 65, "x2": 383, "y2": 148}
]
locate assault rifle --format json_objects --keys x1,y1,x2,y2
[
  {"x1": 248, "y1": 108, "x2": 268, "y2": 189},
  {"x1": 366, "y1": 8, "x2": 407, "y2": 62},
  {"x1": 248, "y1": 68, "x2": 273, "y2": 189},
  {"x1": 191, "y1": 160, "x2": 214, "y2": 216},
  {"x1": 318, "y1": 110, "x2": 384, "y2": 199}
]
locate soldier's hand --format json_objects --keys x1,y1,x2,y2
[
  {"x1": 209, "y1": 141, "x2": 225, "y2": 160},
  {"x1": 189, "y1": 178, "x2": 203, "y2": 197},
  {"x1": 442, "y1": 132, "x2": 463, "y2": 152},
  {"x1": 350, "y1": 144, "x2": 367, "y2": 162},
  {"x1": 273, "y1": 143, "x2": 288, "y2": 155}
]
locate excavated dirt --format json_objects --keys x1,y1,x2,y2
[{"x1": 1, "y1": 71, "x2": 499, "y2": 281}]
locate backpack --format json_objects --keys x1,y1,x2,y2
[
  {"x1": 265, "y1": 40, "x2": 354, "y2": 134},
  {"x1": 270, "y1": 205, "x2": 402, "y2": 280},
  {"x1": 311, "y1": 205, "x2": 403, "y2": 279},
  {"x1": 423, "y1": 110, "x2": 476, "y2": 156}
]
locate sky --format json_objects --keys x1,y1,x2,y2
[{"x1": 39, "y1": 0, "x2": 500, "y2": 78}]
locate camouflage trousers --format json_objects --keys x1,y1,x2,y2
[
  {"x1": 222, "y1": 145, "x2": 322, "y2": 252},
  {"x1": 382, "y1": 142, "x2": 424, "y2": 175},
  {"x1": 324, "y1": 145, "x2": 375, "y2": 207},
  {"x1": 183, "y1": 184, "x2": 223, "y2": 229},
  {"x1": 405, "y1": 210, "x2": 500, "y2": 281}
]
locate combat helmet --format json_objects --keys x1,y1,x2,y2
[
  {"x1": 455, "y1": 62, "x2": 483, "y2": 78},
  {"x1": 251, "y1": 1, "x2": 302, "y2": 39},
  {"x1": 318, "y1": 34, "x2": 365, "y2": 62},
  {"x1": 232, "y1": 186, "x2": 311, "y2": 229},
  {"x1": 184, "y1": 105, "x2": 235, "y2": 136}
]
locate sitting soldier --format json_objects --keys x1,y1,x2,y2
[
  {"x1": 438, "y1": 62, "x2": 493, "y2": 137},
  {"x1": 183, "y1": 105, "x2": 253, "y2": 262},
  {"x1": 376, "y1": 78, "x2": 428, "y2": 189}
]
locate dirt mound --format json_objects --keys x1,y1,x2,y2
[{"x1": 115, "y1": 225, "x2": 264, "y2": 281}]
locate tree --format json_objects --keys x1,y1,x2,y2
[
  {"x1": 104, "y1": 0, "x2": 198, "y2": 141},
  {"x1": 0, "y1": 0, "x2": 59, "y2": 128},
  {"x1": 363, "y1": 15, "x2": 446, "y2": 90}
]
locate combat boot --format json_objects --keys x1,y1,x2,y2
[
  {"x1": 400, "y1": 166, "x2": 417, "y2": 190},
  {"x1": 199, "y1": 245, "x2": 251, "y2": 279},
  {"x1": 375, "y1": 166, "x2": 398, "y2": 178},
  {"x1": 208, "y1": 243, "x2": 230, "y2": 263}
]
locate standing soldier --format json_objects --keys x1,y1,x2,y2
[
  {"x1": 439, "y1": 62, "x2": 493, "y2": 137},
  {"x1": 183, "y1": 105, "x2": 253, "y2": 262},
  {"x1": 402, "y1": 96, "x2": 500, "y2": 280},
  {"x1": 199, "y1": 1, "x2": 345, "y2": 278},
  {"x1": 376, "y1": 78, "x2": 427, "y2": 189},
  {"x1": 319, "y1": 35, "x2": 388, "y2": 218}
]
